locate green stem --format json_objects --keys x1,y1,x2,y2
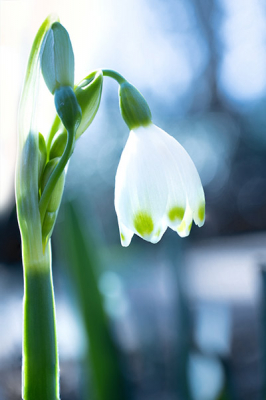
[
  {"x1": 46, "y1": 115, "x2": 61, "y2": 156},
  {"x1": 102, "y1": 69, "x2": 126, "y2": 84},
  {"x1": 22, "y1": 244, "x2": 59, "y2": 400},
  {"x1": 39, "y1": 127, "x2": 75, "y2": 224}
]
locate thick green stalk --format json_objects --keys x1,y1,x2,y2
[
  {"x1": 15, "y1": 15, "x2": 60, "y2": 400},
  {"x1": 22, "y1": 243, "x2": 59, "y2": 400}
]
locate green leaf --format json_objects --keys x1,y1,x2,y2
[
  {"x1": 49, "y1": 131, "x2": 67, "y2": 159},
  {"x1": 57, "y1": 200, "x2": 127, "y2": 400}
]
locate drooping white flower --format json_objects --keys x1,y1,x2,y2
[
  {"x1": 114, "y1": 123, "x2": 205, "y2": 247},
  {"x1": 113, "y1": 79, "x2": 205, "y2": 246}
]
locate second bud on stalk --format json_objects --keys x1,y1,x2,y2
[{"x1": 40, "y1": 158, "x2": 65, "y2": 250}]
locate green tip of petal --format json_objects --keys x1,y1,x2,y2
[
  {"x1": 168, "y1": 206, "x2": 185, "y2": 222},
  {"x1": 177, "y1": 220, "x2": 186, "y2": 233},
  {"x1": 177, "y1": 219, "x2": 192, "y2": 237},
  {"x1": 120, "y1": 233, "x2": 125, "y2": 241},
  {"x1": 198, "y1": 203, "x2": 205, "y2": 222},
  {"x1": 155, "y1": 229, "x2": 161, "y2": 237},
  {"x1": 134, "y1": 212, "x2": 154, "y2": 236}
]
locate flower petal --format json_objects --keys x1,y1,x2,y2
[
  {"x1": 161, "y1": 153, "x2": 186, "y2": 230},
  {"x1": 169, "y1": 142, "x2": 205, "y2": 226},
  {"x1": 115, "y1": 125, "x2": 169, "y2": 241},
  {"x1": 176, "y1": 204, "x2": 193, "y2": 237},
  {"x1": 150, "y1": 221, "x2": 168, "y2": 244},
  {"x1": 150, "y1": 125, "x2": 205, "y2": 227},
  {"x1": 115, "y1": 123, "x2": 205, "y2": 246},
  {"x1": 118, "y1": 221, "x2": 134, "y2": 247}
]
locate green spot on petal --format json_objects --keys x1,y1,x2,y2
[
  {"x1": 188, "y1": 221, "x2": 192, "y2": 232},
  {"x1": 198, "y1": 203, "x2": 205, "y2": 222},
  {"x1": 134, "y1": 212, "x2": 154, "y2": 236},
  {"x1": 121, "y1": 233, "x2": 125, "y2": 241},
  {"x1": 168, "y1": 206, "x2": 185, "y2": 222}
]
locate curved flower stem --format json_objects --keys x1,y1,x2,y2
[
  {"x1": 39, "y1": 127, "x2": 75, "y2": 224},
  {"x1": 102, "y1": 69, "x2": 126, "y2": 84},
  {"x1": 22, "y1": 243, "x2": 59, "y2": 400},
  {"x1": 45, "y1": 69, "x2": 124, "y2": 155}
]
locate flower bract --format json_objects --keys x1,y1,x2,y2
[{"x1": 114, "y1": 123, "x2": 205, "y2": 247}]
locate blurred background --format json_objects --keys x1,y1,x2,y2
[{"x1": 1, "y1": 0, "x2": 266, "y2": 399}]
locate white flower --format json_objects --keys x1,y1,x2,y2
[{"x1": 114, "y1": 123, "x2": 205, "y2": 247}]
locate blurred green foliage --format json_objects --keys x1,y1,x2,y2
[{"x1": 56, "y1": 200, "x2": 127, "y2": 400}]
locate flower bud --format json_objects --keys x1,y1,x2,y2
[
  {"x1": 40, "y1": 157, "x2": 65, "y2": 251},
  {"x1": 49, "y1": 131, "x2": 67, "y2": 159},
  {"x1": 42, "y1": 211, "x2": 57, "y2": 251},
  {"x1": 41, "y1": 157, "x2": 65, "y2": 213},
  {"x1": 75, "y1": 70, "x2": 103, "y2": 139},
  {"x1": 119, "y1": 81, "x2": 152, "y2": 130},
  {"x1": 41, "y1": 22, "x2": 74, "y2": 94},
  {"x1": 54, "y1": 85, "x2": 82, "y2": 132}
]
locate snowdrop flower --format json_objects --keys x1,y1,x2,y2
[{"x1": 114, "y1": 81, "x2": 205, "y2": 247}]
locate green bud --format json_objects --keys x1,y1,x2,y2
[
  {"x1": 42, "y1": 211, "x2": 57, "y2": 252},
  {"x1": 41, "y1": 22, "x2": 74, "y2": 94},
  {"x1": 40, "y1": 156, "x2": 65, "y2": 252},
  {"x1": 38, "y1": 133, "x2": 47, "y2": 186},
  {"x1": 75, "y1": 70, "x2": 103, "y2": 139},
  {"x1": 49, "y1": 131, "x2": 67, "y2": 159},
  {"x1": 41, "y1": 157, "x2": 65, "y2": 213},
  {"x1": 54, "y1": 85, "x2": 82, "y2": 132},
  {"x1": 119, "y1": 81, "x2": 152, "y2": 130}
]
